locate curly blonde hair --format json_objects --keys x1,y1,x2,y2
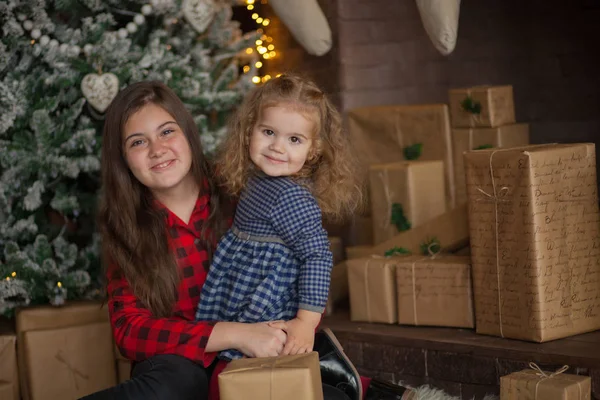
[{"x1": 216, "y1": 73, "x2": 363, "y2": 221}]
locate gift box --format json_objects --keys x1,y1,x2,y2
[
  {"x1": 448, "y1": 85, "x2": 515, "y2": 128},
  {"x1": 369, "y1": 161, "x2": 447, "y2": 244},
  {"x1": 396, "y1": 255, "x2": 474, "y2": 328},
  {"x1": 325, "y1": 260, "x2": 349, "y2": 316},
  {"x1": 345, "y1": 245, "x2": 375, "y2": 260},
  {"x1": 347, "y1": 215, "x2": 374, "y2": 247},
  {"x1": 329, "y1": 237, "x2": 344, "y2": 265},
  {"x1": 348, "y1": 104, "x2": 456, "y2": 207},
  {"x1": 465, "y1": 143, "x2": 600, "y2": 342},
  {"x1": 453, "y1": 123, "x2": 530, "y2": 204},
  {"x1": 500, "y1": 363, "x2": 591, "y2": 399},
  {"x1": 0, "y1": 383, "x2": 16, "y2": 400},
  {"x1": 219, "y1": 352, "x2": 323, "y2": 400},
  {"x1": 16, "y1": 301, "x2": 116, "y2": 400},
  {"x1": 0, "y1": 321, "x2": 19, "y2": 400},
  {"x1": 348, "y1": 256, "x2": 400, "y2": 323},
  {"x1": 371, "y1": 204, "x2": 470, "y2": 257}
]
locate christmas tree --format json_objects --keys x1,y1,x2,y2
[{"x1": 0, "y1": 0, "x2": 261, "y2": 317}]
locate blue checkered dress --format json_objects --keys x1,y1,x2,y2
[{"x1": 196, "y1": 174, "x2": 333, "y2": 361}]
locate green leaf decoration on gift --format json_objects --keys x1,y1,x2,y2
[
  {"x1": 391, "y1": 203, "x2": 411, "y2": 232},
  {"x1": 420, "y1": 237, "x2": 441, "y2": 256},
  {"x1": 461, "y1": 96, "x2": 482, "y2": 115},
  {"x1": 384, "y1": 247, "x2": 412, "y2": 257},
  {"x1": 403, "y1": 143, "x2": 423, "y2": 160},
  {"x1": 474, "y1": 144, "x2": 494, "y2": 150}
]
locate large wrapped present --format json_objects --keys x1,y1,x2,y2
[
  {"x1": 0, "y1": 320, "x2": 19, "y2": 400},
  {"x1": 348, "y1": 104, "x2": 456, "y2": 207},
  {"x1": 448, "y1": 85, "x2": 515, "y2": 128},
  {"x1": 465, "y1": 143, "x2": 600, "y2": 342},
  {"x1": 396, "y1": 255, "x2": 474, "y2": 328},
  {"x1": 16, "y1": 302, "x2": 116, "y2": 400},
  {"x1": 348, "y1": 256, "x2": 400, "y2": 323},
  {"x1": 500, "y1": 363, "x2": 591, "y2": 399},
  {"x1": 346, "y1": 245, "x2": 375, "y2": 260},
  {"x1": 219, "y1": 352, "x2": 323, "y2": 400},
  {"x1": 452, "y1": 123, "x2": 530, "y2": 204},
  {"x1": 369, "y1": 161, "x2": 446, "y2": 244}
]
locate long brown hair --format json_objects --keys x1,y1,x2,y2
[
  {"x1": 217, "y1": 73, "x2": 362, "y2": 220},
  {"x1": 98, "y1": 81, "x2": 226, "y2": 317}
]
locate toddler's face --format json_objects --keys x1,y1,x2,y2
[{"x1": 249, "y1": 105, "x2": 314, "y2": 177}]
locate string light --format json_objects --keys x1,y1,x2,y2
[
  {"x1": 11, "y1": 272, "x2": 16, "y2": 277},
  {"x1": 244, "y1": 0, "x2": 279, "y2": 84},
  {"x1": 57, "y1": 282, "x2": 62, "y2": 287}
]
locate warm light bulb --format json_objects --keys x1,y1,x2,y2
[
  {"x1": 252, "y1": 76, "x2": 261, "y2": 84},
  {"x1": 11, "y1": 272, "x2": 16, "y2": 277},
  {"x1": 247, "y1": 4, "x2": 254, "y2": 10},
  {"x1": 5, "y1": 277, "x2": 9, "y2": 281},
  {"x1": 256, "y1": 17, "x2": 263, "y2": 24},
  {"x1": 243, "y1": 65, "x2": 250, "y2": 73},
  {"x1": 264, "y1": 74, "x2": 272, "y2": 80},
  {"x1": 261, "y1": 35, "x2": 268, "y2": 40},
  {"x1": 57, "y1": 282, "x2": 62, "y2": 287},
  {"x1": 269, "y1": 51, "x2": 276, "y2": 57},
  {"x1": 262, "y1": 19, "x2": 270, "y2": 26},
  {"x1": 245, "y1": 48, "x2": 253, "y2": 54},
  {"x1": 30, "y1": 40, "x2": 35, "y2": 45},
  {"x1": 255, "y1": 61, "x2": 263, "y2": 68},
  {"x1": 258, "y1": 47, "x2": 267, "y2": 54},
  {"x1": 247, "y1": 0, "x2": 255, "y2": 4},
  {"x1": 255, "y1": 39, "x2": 263, "y2": 45},
  {"x1": 276, "y1": 73, "x2": 282, "y2": 77},
  {"x1": 263, "y1": 53, "x2": 270, "y2": 59},
  {"x1": 266, "y1": 36, "x2": 273, "y2": 42},
  {"x1": 257, "y1": 28, "x2": 264, "y2": 34},
  {"x1": 251, "y1": 13, "x2": 258, "y2": 20},
  {"x1": 267, "y1": 44, "x2": 274, "y2": 51}
]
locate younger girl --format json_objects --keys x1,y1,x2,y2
[{"x1": 196, "y1": 73, "x2": 362, "y2": 380}]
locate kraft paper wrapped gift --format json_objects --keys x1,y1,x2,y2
[
  {"x1": 219, "y1": 352, "x2": 323, "y2": 400},
  {"x1": 0, "y1": 323, "x2": 19, "y2": 400},
  {"x1": 325, "y1": 260, "x2": 349, "y2": 316},
  {"x1": 448, "y1": 85, "x2": 515, "y2": 128},
  {"x1": 348, "y1": 104, "x2": 456, "y2": 208},
  {"x1": 500, "y1": 363, "x2": 591, "y2": 400},
  {"x1": 465, "y1": 143, "x2": 600, "y2": 342},
  {"x1": 16, "y1": 301, "x2": 114, "y2": 400},
  {"x1": 345, "y1": 245, "x2": 375, "y2": 260},
  {"x1": 370, "y1": 204, "x2": 470, "y2": 258},
  {"x1": 369, "y1": 161, "x2": 447, "y2": 244},
  {"x1": 453, "y1": 123, "x2": 530, "y2": 204},
  {"x1": 0, "y1": 383, "x2": 16, "y2": 400},
  {"x1": 347, "y1": 215, "x2": 374, "y2": 247},
  {"x1": 348, "y1": 256, "x2": 400, "y2": 323},
  {"x1": 396, "y1": 255, "x2": 474, "y2": 328}
]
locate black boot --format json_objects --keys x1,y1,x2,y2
[
  {"x1": 364, "y1": 378, "x2": 416, "y2": 400},
  {"x1": 314, "y1": 328, "x2": 362, "y2": 400}
]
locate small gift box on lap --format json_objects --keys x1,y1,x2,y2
[
  {"x1": 500, "y1": 363, "x2": 591, "y2": 400},
  {"x1": 219, "y1": 352, "x2": 323, "y2": 400}
]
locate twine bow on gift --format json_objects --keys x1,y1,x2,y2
[
  {"x1": 527, "y1": 363, "x2": 583, "y2": 399},
  {"x1": 460, "y1": 89, "x2": 483, "y2": 126}
]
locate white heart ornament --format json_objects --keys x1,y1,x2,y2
[
  {"x1": 182, "y1": 0, "x2": 217, "y2": 34},
  {"x1": 81, "y1": 72, "x2": 119, "y2": 113}
]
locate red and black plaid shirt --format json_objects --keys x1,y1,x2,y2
[{"x1": 107, "y1": 192, "x2": 219, "y2": 367}]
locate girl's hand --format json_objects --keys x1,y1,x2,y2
[
  {"x1": 269, "y1": 313, "x2": 318, "y2": 356},
  {"x1": 236, "y1": 321, "x2": 287, "y2": 358}
]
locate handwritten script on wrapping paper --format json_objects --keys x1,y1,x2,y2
[
  {"x1": 396, "y1": 257, "x2": 473, "y2": 327},
  {"x1": 465, "y1": 144, "x2": 600, "y2": 341}
]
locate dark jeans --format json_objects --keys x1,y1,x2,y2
[{"x1": 80, "y1": 354, "x2": 350, "y2": 400}]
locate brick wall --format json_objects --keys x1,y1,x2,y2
[
  {"x1": 337, "y1": 338, "x2": 600, "y2": 399},
  {"x1": 265, "y1": 0, "x2": 600, "y2": 147}
]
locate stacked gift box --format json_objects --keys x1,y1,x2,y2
[{"x1": 327, "y1": 85, "x2": 600, "y2": 399}]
